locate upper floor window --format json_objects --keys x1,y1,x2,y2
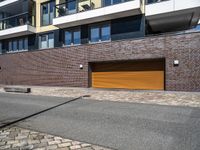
[
  {"x1": 65, "y1": 28, "x2": 81, "y2": 46},
  {"x1": 67, "y1": 0, "x2": 77, "y2": 14},
  {"x1": 103, "y1": 0, "x2": 129, "y2": 6},
  {"x1": 8, "y1": 38, "x2": 28, "y2": 52},
  {"x1": 146, "y1": 0, "x2": 168, "y2": 4},
  {"x1": 41, "y1": 1, "x2": 55, "y2": 26},
  {"x1": 39, "y1": 32, "x2": 54, "y2": 49},
  {"x1": 90, "y1": 23, "x2": 111, "y2": 43}
]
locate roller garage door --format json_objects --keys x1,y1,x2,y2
[{"x1": 91, "y1": 59, "x2": 165, "y2": 90}]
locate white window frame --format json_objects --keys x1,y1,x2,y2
[{"x1": 39, "y1": 32, "x2": 54, "y2": 49}]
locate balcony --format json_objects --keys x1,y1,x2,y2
[
  {"x1": 0, "y1": 0, "x2": 19, "y2": 7},
  {"x1": 53, "y1": 0, "x2": 143, "y2": 28},
  {"x1": 0, "y1": 12, "x2": 36, "y2": 40},
  {"x1": 145, "y1": 0, "x2": 200, "y2": 32}
]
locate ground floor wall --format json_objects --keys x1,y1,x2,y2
[{"x1": 0, "y1": 32, "x2": 199, "y2": 92}]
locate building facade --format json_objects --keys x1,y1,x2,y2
[{"x1": 0, "y1": 0, "x2": 200, "y2": 91}]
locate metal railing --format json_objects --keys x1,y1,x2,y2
[
  {"x1": 146, "y1": 0, "x2": 169, "y2": 4},
  {"x1": 0, "y1": 12, "x2": 35, "y2": 31},
  {"x1": 55, "y1": 0, "x2": 132, "y2": 18}
]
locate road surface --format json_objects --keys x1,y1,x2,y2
[{"x1": 0, "y1": 92, "x2": 200, "y2": 150}]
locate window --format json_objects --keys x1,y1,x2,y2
[
  {"x1": 7, "y1": 38, "x2": 28, "y2": 52},
  {"x1": 67, "y1": 0, "x2": 77, "y2": 14},
  {"x1": 103, "y1": 0, "x2": 127, "y2": 6},
  {"x1": 39, "y1": 33, "x2": 54, "y2": 49},
  {"x1": 64, "y1": 29, "x2": 81, "y2": 46},
  {"x1": 41, "y1": 1, "x2": 55, "y2": 26},
  {"x1": 90, "y1": 23, "x2": 111, "y2": 43},
  {"x1": 0, "y1": 42, "x2": 2, "y2": 54},
  {"x1": 101, "y1": 24, "x2": 111, "y2": 41}
]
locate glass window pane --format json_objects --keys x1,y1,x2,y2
[
  {"x1": 41, "y1": 35, "x2": 48, "y2": 49},
  {"x1": 101, "y1": 24, "x2": 110, "y2": 41},
  {"x1": 18, "y1": 39, "x2": 23, "y2": 51},
  {"x1": 9, "y1": 41, "x2": 12, "y2": 52},
  {"x1": 90, "y1": 27, "x2": 100, "y2": 43},
  {"x1": 42, "y1": 3, "x2": 49, "y2": 25},
  {"x1": 0, "y1": 44, "x2": 1, "y2": 54},
  {"x1": 65, "y1": 31, "x2": 72, "y2": 46},
  {"x1": 24, "y1": 38, "x2": 28, "y2": 50},
  {"x1": 113, "y1": 0, "x2": 122, "y2": 4},
  {"x1": 73, "y1": 30, "x2": 81, "y2": 45},
  {"x1": 42, "y1": 3, "x2": 48, "y2": 14},
  {"x1": 68, "y1": 1, "x2": 76, "y2": 14},
  {"x1": 104, "y1": 0, "x2": 111, "y2": 6},
  {"x1": 50, "y1": 1, "x2": 55, "y2": 12},
  {"x1": 13, "y1": 40, "x2": 17, "y2": 51},
  {"x1": 50, "y1": 1, "x2": 55, "y2": 24},
  {"x1": 48, "y1": 33, "x2": 54, "y2": 48}
]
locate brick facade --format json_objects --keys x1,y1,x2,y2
[{"x1": 0, "y1": 32, "x2": 200, "y2": 91}]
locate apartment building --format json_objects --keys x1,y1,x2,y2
[{"x1": 0, "y1": 0, "x2": 200, "y2": 91}]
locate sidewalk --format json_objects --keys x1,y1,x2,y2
[
  {"x1": 0, "y1": 126, "x2": 112, "y2": 150},
  {"x1": 1, "y1": 86, "x2": 200, "y2": 107}
]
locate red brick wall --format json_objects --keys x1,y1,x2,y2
[{"x1": 0, "y1": 32, "x2": 199, "y2": 91}]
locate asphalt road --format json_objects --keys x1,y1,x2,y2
[{"x1": 0, "y1": 93, "x2": 200, "y2": 150}]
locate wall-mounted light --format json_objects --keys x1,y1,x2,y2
[
  {"x1": 79, "y1": 64, "x2": 83, "y2": 69},
  {"x1": 173, "y1": 60, "x2": 179, "y2": 67}
]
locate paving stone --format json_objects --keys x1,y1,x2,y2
[
  {"x1": 57, "y1": 147, "x2": 70, "y2": 150},
  {"x1": 41, "y1": 138, "x2": 53, "y2": 143},
  {"x1": 61, "y1": 139, "x2": 72, "y2": 143},
  {"x1": 72, "y1": 141, "x2": 81, "y2": 145},
  {"x1": 33, "y1": 142, "x2": 48, "y2": 149},
  {"x1": 79, "y1": 147, "x2": 93, "y2": 150},
  {"x1": 28, "y1": 140, "x2": 40, "y2": 145},
  {"x1": 70, "y1": 145, "x2": 81, "y2": 150},
  {"x1": 54, "y1": 136, "x2": 63, "y2": 140},
  {"x1": 0, "y1": 142, "x2": 5, "y2": 146},
  {"x1": 15, "y1": 135, "x2": 28, "y2": 140},
  {"x1": 7, "y1": 140, "x2": 19, "y2": 145},
  {"x1": 47, "y1": 144, "x2": 58, "y2": 150},
  {"x1": 0, "y1": 144, "x2": 11, "y2": 149},
  {"x1": 48, "y1": 140, "x2": 61, "y2": 145},
  {"x1": 21, "y1": 144, "x2": 34, "y2": 150},
  {"x1": 12, "y1": 141, "x2": 27, "y2": 148},
  {"x1": 0, "y1": 127, "x2": 112, "y2": 150},
  {"x1": 81, "y1": 143, "x2": 91, "y2": 147},
  {"x1": 58, "y1": 142, "x2": 71, "y2": 148},
  {"x1": 33, "y1": 148, "x2": 46, "y2": 150},
  {"x1": 0, "y1": 135, "x2": 7, "y2": 139}
]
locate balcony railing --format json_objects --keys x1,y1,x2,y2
[
  {"x1": 55, "y1": 0, "x2": 132, "y2": 18},
  {"x1": 146, "y1": 0, "x2": 169, "y2": 4},
  {"x1": 0, "y1": 12, "x2": 35, "y2": 31}
]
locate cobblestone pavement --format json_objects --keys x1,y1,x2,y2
[
  {"x1": 1, "y1": 86, "x2": 200, "y2": 107},
  {"x1": 0, "y1": 126, "x2": 112, "y2": 150}
]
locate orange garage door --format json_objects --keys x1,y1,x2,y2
[{"x1": 91, "y1": 59, "x2": 165, "y2": 90}]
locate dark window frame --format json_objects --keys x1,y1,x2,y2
[
  {"x1": 89, "y1": 22, "x2": 111, "y2": 43},
  {"x1": 7, "y1": 38, "x2": 28, "y2": 53},
  {"x1": 64, "y1": 27, "x2": 81, "y2": 46}
]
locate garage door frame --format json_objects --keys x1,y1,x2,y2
[{"x1": 88, "y1": 58, "x2": 166, "y2": 90}]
